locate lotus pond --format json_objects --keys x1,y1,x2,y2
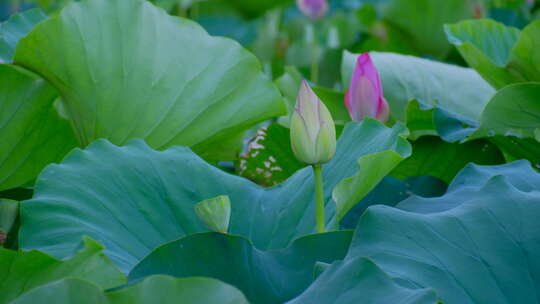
[{"x1": 0, "y1": 0, "x2": 539, "y2": 303}]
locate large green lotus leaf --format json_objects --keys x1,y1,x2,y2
[
  {"x1": 471, "y1": 83, "x2": 540, "y2": 139},
  {"x1": 0, "y1": 8, "x2": 46, "y2": 63},
  {"x1": 0, "y1": 237, "x2": 125, "y2": 304},
  {"x1": 342, "y1": 51, "x2": 495, "y2": 123},
  {"x1": 10, "y1": 276, "x2": 248, "y2": 304},
  {"x1": 391, "y1": 136, "x2": 504, "y2": 183},
  {"x1": 14, "y1": 0, "x2": 286, "y2": 160},
  {"x1": 10, "y1": 279, "x2": 108, "y2": 304},
  {"x1": 129, "y1": 231, "x2": 352, "y2": 304},
  {"x1": 404, "y1": 99, "x2": 479, "y2": 143},
  {"x1": 382, "y1": 0, "x2": 473, "y2": 58},
  {"x1": 397, "y1": 160, "x2": 540, "y2": 213},
  {"x1": 346, "y1": 174, "x2": 540, "y2": 303},
  {"x1": 287, "y1": 257, "x2": 439, "y2": 304},
  {"x1": 446, "y1": 160, "x2": 540, "y2": 193},
  {"x1": 445, "y1": 19, "x2": 540, "y2": 88},
  {"x1": 20, "y1": 119, "x2": 409, "y2": 272},
  {"x1": 0, "y1": 64, "x2": 78, "y2": 191},
  {"x1": 108, "y1": 275, "x2": 249, "y2": 304}
]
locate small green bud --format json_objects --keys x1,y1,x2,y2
[
  {"x1": 290, "y1": 80, "x2": 336, "y2": 165},
  {"x1": 194, "y1": 195, "x2": 231, "y2": 233}
]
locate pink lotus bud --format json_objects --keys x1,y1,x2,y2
[
  {"x1": 296, "y1": 0, "x2": 328, "y2": 20},
  {"x1": 345, "y1": 53, "x2": 389, "y2": 122}
]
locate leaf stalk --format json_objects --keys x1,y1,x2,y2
[{"x1": 313, "y1": 164, "x2": 325, "y2": 233}]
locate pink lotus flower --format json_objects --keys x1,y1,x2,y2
[
  {"x1": 345, "y1": 53, "x2": 389, "y2": 122},
  {"x1": 296, "y1": 0, "x2": 328, "y2": 20}
]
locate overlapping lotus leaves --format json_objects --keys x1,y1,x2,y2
[
  {"x1": 291, "y1": 161, "x2": 540, "y2": 303},
  {"x1": 470, "y1": 83, "x2": 540, "y2": 140},
  {"x1": 287, "y1": 257, "x2": 439, "y2": 304},
  {"x1": 390, "y1": 136, "x2": 504, "y2": 183},
  {"x1": 0, "y1": 237, "x2": 125, "y2": 304},
  {"x1": 397, "y1": 160, "x2": 540, "y2": 213},
  {"x1": 13, "y1": 0, "x2": 286, "y2": 160},
  {"x1": 2, "y1": 2, "x2": 540, "y2": 304},
  {"x1": 20, "y1": 119, "x2": 410, "y2": 272},
  {"x1": 10, "y1": 276, "x2": 248, "y2": 304},
  {"x1": 446, "y1": 19, "x2": 540, "y2": 88},
  {"x1": 444, "y1": 21, "x2": 540, "y2": 160},
  {"x1": 0, "y1": 9, "x2": 46, "y2": 63},
  {"x1": 340, "y1": 175, "x2": 447, "y2": 230},
  {"x1": 341, "y1": 51, "x2": 495, "y2": 123},
  {"x1": 343, "y1": 164, "x2": 540, "y2": 303},
  {"x1": 342, "y1": 51, "x2": 539, "y2": 169},
  {"x1": 129, "y1": 231, "x2": 352, "y2": 304},
  {"x1": 0, "y1": 64, "x2": 77, "y2": 190}
]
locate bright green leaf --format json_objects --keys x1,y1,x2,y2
[
  {"x1": 14, "y1": 0, "x2": 286, "y2": 160},
  {"x1": 0, "y1": 237, "x2": 125, "y2": 304},
  {"x1": 488, "y1": 136, "x2": 540, "y2": 169},
  {"x1": 446, "y1": 19, "x2": 540, "y2": 88},
  {"x1": 0, "y1": 64, "x2": 77, "y2": 191},
  {"x1": 10, "y1": 276, "x2": 249, "y2": 304},
  {"x1": 108, "y1": 275, "x2": 249, "y2": 304},
  {"x1": 9, "y1": 279, "x2": 108, "y2": 304},
  {"x1": 472, "y1": 83, "x2": 540, "y2": 139}
]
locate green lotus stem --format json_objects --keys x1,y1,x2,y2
[
  {"x1": 311, "y1": 42, "x2": 319, "y2": 84},
  {"x1": 313, "y1": 164, "x2": 325, "y2": 233},
  {"x1": 306, "y1": 22, "x2": 319, "y2": 84}
]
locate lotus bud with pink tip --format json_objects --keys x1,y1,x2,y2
[
  {"x1": 290, "y1": 80, "x2": 336, "y2": 165},
  {"x1": 345, "y1": 53, "x2": 390, "y2": 122},
  {"x1": 296, "y1": 0, "x2": 328, "y2": 20}
]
